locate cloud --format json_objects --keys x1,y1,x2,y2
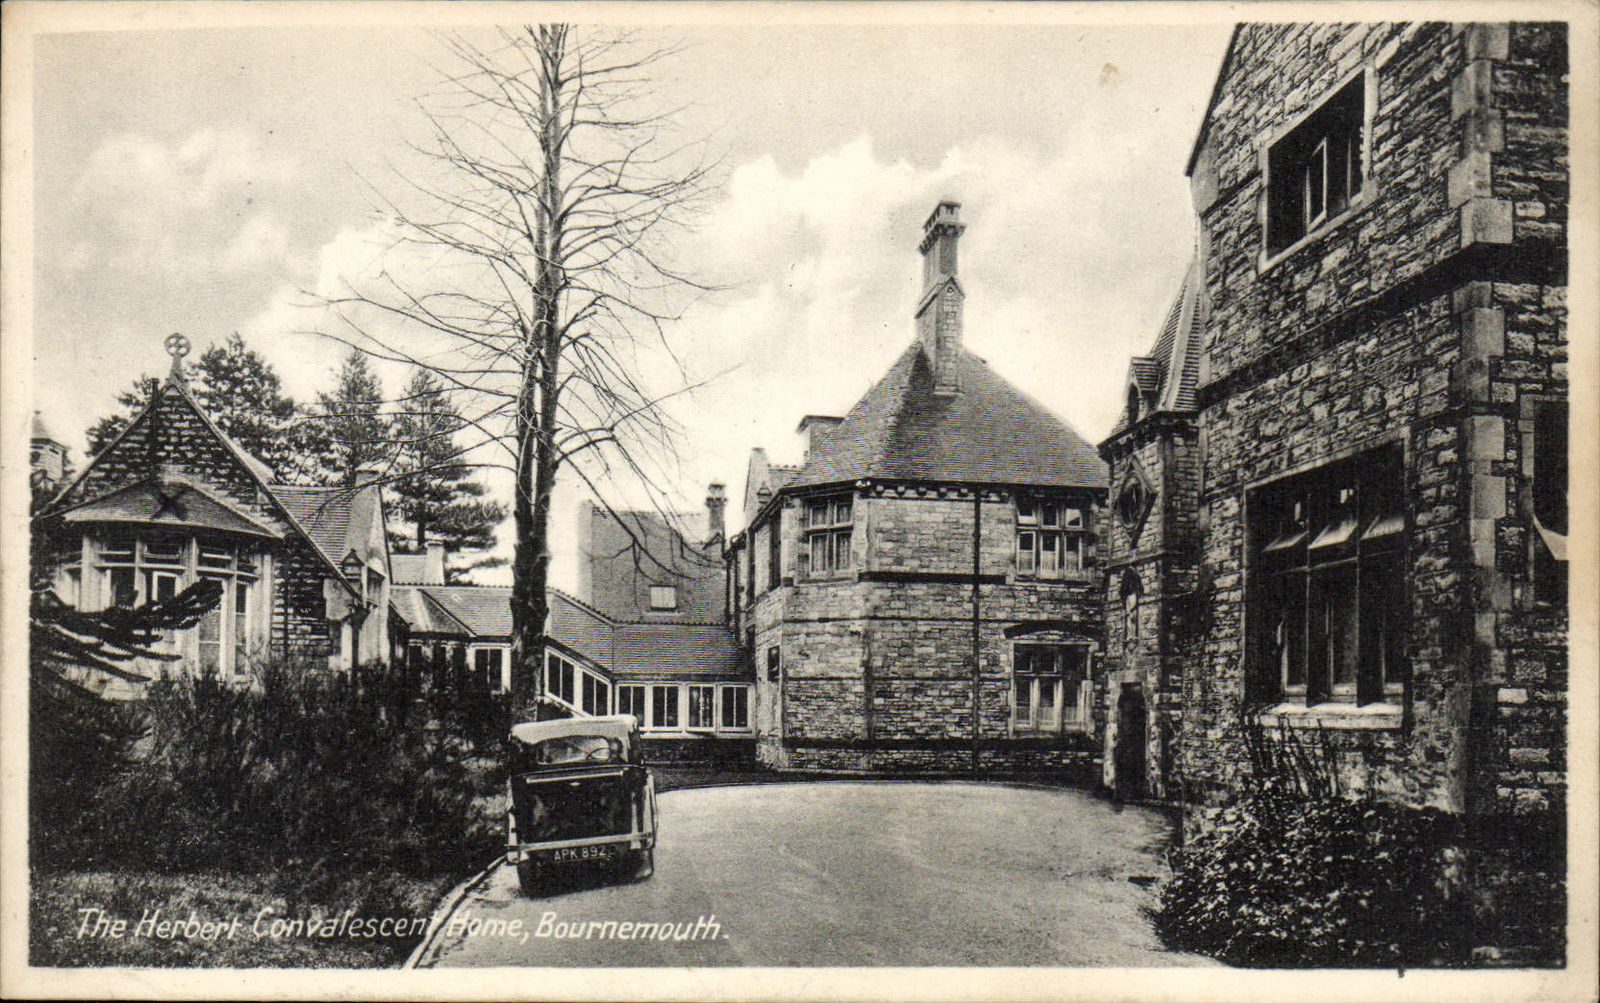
[
  {"x1": 669, "y1": 134, "x2": 1197, "y2": 531},
  {"x1": 54, "y1": 129, "x2": 300, "y2": 278}
]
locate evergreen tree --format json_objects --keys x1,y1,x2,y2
[
  {"x1": 83, "y1": 334, "x2": 326, "y2": 484},
  {"x1": 391, "y1": 369, "x2": 507, "y2": 578},
  {"x1": 314, "y1": 349, "x2": 390, "y2": 485}
]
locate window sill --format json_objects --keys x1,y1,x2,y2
[
  {"x1": 1014, "y1": 574, "x2": 1094, "y2": 586},
  {"x1": 1257, "y1": 700, "x2": 1403, "y2": 731}
]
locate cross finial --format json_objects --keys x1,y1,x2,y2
[{"x1": 164, "y1": 332, "x2": 191, "y2": 379}]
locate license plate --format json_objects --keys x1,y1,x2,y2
[{"x1": 539, "y1": 844, "x2": 618, "y2": 864}]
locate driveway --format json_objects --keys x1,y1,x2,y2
[{"x1": 414, "y1": 781, "x2": 1217, "y2": 968}]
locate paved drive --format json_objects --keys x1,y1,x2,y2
[{"x1": 417, "y1": 781, "x2": 1216, "y2": 967}]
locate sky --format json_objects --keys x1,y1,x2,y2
[{"x1": 28, "y1": 13, "x2": 1233, "y2": 588}]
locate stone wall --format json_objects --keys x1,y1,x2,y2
[
  {"x1": 1100, "y1": 419, "x2": 1201, "y2": 799},
  {"x1": 1181, "y1": 22, "x2": 1567, "y2": 820},
  {"x1": 751, "y1": 485, "x2": 1105, "y2": 774}
]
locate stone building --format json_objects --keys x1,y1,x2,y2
[
  {"x1": 1102, "y1": 21, "x2": 1569, "y2": 848},
  {"x1": 727, "y1": 202, "x2": 1109, "y2": 774},
  {"x1": 33, "y1": 340, "x2": 399, "y2": 687},
  {"x1": 1097, "y1": 259, "x2": 1206, "y2": 800},
  {"x1": 393, "y1": 497, "x2": 752, "y2": 760}
]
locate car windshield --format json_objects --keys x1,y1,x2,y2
[{"x1": 530, "y1": 734, "x2": 625, "y2": 766}]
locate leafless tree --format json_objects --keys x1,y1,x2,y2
[{"x1": 322, "y1": 24, "x2": 721, "y2": 707}]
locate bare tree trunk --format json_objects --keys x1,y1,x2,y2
[{"x1": 325, "y1": 24, "x2": 720, "y2": 717}]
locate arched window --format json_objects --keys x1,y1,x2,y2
[{"x1": 1127, "y1": 384, "x2": 1142, "y2": 423}]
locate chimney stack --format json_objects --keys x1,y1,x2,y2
[
  {"x1": 706, "y1": 482, "x2": 727, "y2": 545},
  {"x1": 796, "y1": 414, "x2": 844, "y2": 463},
  {"x1": 916, "y1": 200, "x2": 965, "y2": 395},
  {"x1": 425, "y1": 542, "x2": 446, "y2": 585}
]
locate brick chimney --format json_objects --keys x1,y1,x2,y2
[
  {"x1": 915, "y1": 200, "x2": 965, "y2": 395},
  {"x1": 706, "y1": 482, "x2": 727, "y2": 545}
]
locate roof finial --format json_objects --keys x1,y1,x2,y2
[{"x1": 164, "y1": 332, "x2": 191, "y2": 380}]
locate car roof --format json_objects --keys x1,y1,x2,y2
[{"x1": 509, "y1": 715, "x2": 638, "y2": 745}]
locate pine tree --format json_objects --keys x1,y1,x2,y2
[
  {"x1": 83, "y1": 334, "x2": 325, "y2": 484},
  {"x1": 390, "y1": 369, "x2": 507, "y2": 578},
  {"x1": 313, "y1": 349, "x2": 390, "y2": 485}
]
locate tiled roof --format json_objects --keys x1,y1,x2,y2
[
  {"x1": 420, "y1": 585, "x2": 515, "y2": 638},
  {"x1": 612, "y1": 622, "x2": 749, "y2": 679},
  {"x1": 59, "y1": 476, "x2": 282, "y2": 539},
  {"x1": 272, "y1": 485, "x2": 360, "y2": 566},
  {"x1": 399, "y1": 584, "x2": 747, "y2": 681},
  {"x1": 787, "y1": 345, "x2": 1107, "y2": 491},
  {"x1": 1110, "y1": 257, "x2": 1207, "y2": 436}
]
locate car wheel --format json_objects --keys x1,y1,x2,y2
[{"x1": 517, "y1": 860, "x2": 545, "y2": 897}]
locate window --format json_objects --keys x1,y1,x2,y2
[
  {"x1": 1249, "y1": 445, "x2": 1405, "y2": 706},
  {"x1": 91, "y1": 533, "x2": 260, "y2": 677},
  {"x1": 581, "y1": 672, "x2": 610, "y2": 715},
  {"x1": 474, "y1": 647, "x2": 506, "y2": 692},
  {"x1": 1121, "y1": 572, "x2": 1142, "y2": 648},
  {"x1": 648, "y1": 585, "x2": 678, "y2": 611},
  {"x1": 1114, "y1": 477, "x2": 1152, "y2": 540},
  {"x1": 650, "y1": 685, "x2": 680, "y2": 729},
  {"x1": 618, "y1": 684, "x2": 646, "y2": 722},
  {"x1": 804, "y1": 494, "x2": 853, "y2": 575},
  {"x1": 1012, "y1": 644, "x2": 1091, "y2": 732},
  {"x1": 1266, "y1": 74, "x2": 1366, "y2": 255},
  {"x1": 721, "y1": 686, "x2": 750, "y2": 730},
  {"x1": 545, "y1": 651, "x2": 576, "y2": 706},
  {"x1": 687, "y1": 685, "x2": 717, "y2": 730},
  {"x1": 766, "y1": 645, "x2": 781, "y2": 682},
  {"x1": 1532, "y1": 400, "x2": 1568, "y2": 604},
  {"x1": 767, "y1": 517, "x2": 783, "y2": 588},
  {"x1": 1016, "y1": 496, "x2": 1085, "y2": 578}
]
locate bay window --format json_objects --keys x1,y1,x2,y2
[{"x1": 85, "y1": 531, "x2": 263, "y2": 678}]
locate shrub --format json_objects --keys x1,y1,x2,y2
[
  {"x1": 52, "y1": 661, "x2": 503, "y2": 899},
  {"x1": 1157, "y1": 792, "x2": 1472, "y2": 967}
]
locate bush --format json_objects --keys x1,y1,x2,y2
[
  {"x1": 1157, "y1": 792, "x2": 1472, "y2": 967},
  {"x1": 39, "y1": 661, "x2": 504, "y2": 901}
]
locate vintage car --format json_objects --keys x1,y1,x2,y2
[{"x1": 504, "y1": 714, "x2": 657, "y2": 895}]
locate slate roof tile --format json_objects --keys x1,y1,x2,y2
[{"x1": 787, "y1": 345, "x2": 1107, "y2": 491}]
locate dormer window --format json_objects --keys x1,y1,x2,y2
[{"x1": 1265, "y1": 72, "x2": 1368, "y2": 257}]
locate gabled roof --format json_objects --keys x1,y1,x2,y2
[
  {"x1": 44, "y1": 371, "x2": 363, "y2": 601},
  {"x1": 1110, "y1": 256, "x2": 1207, "y2": 436},
  {"x1": 57, "y1": 475, "x2": 282, "y2": 539},
  {"x1": 785, "y1": 344, "x2": 1107, "y2": 491}
]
